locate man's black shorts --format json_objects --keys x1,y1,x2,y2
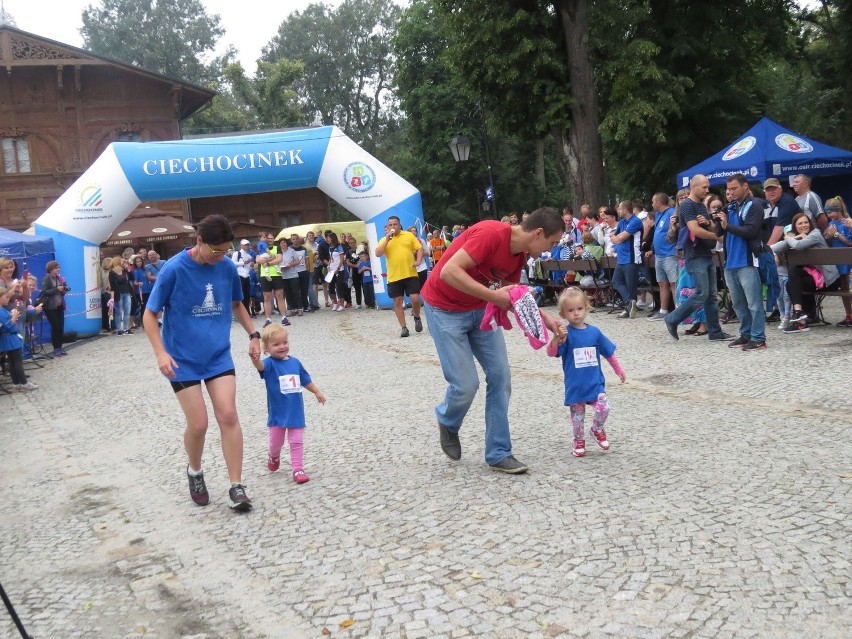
[
  {"x1": 387, "y1": 276, "x2": 421, "y2": 299},
  {"x1": 260, "y1": 275, "x2": 284, "y2": 292}
]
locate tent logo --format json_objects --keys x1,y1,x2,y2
[
  {"x1": 722, "y1": 136, "x2": 756, "y2": 161},
  {"x1": 343, "y1": 162, "x2": 376, "y2": 193},
  {"x1": 775, "y1": 134, "x2": 813, "y2": 154}
]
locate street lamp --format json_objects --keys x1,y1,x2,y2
[
  {"x1": 449, "y1": 133, "x2": 497, "y2": 220},
  {"x1": 449, "y1": 135, "x2": 471, "y2": 162}
]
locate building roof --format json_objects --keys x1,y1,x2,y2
[{"x1": 0, "y1": 25, "x2": 215, "y2": 120}]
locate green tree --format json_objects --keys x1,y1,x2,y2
[
  {"x1": 81, "y1": 0, "x2": 230, "y2": 85},
  {"x1": 262, "y1": 0, "x2": 402, "y2": 152},
  {"x1": 223, "y1": 60, "x2": 306, "y2": 130}
]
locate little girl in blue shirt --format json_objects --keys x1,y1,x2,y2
[
  {"x1": 547, "y1": 287, "x2": 626, "y2": 458},
  {"x1": 252, "y1": 324, "x2": 326, "y2": 483},
  {"x1": 824, "y1": 196, "x2": 852, "y2": 327}
]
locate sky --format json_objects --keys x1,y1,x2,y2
[{"x1": 1, "y1": 0, "x2": 347, "y2": 70}]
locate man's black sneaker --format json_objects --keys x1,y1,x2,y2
[
  {"x1": 414, "y1": 316, "x2": 423, "y2": 332},
  {"x1": 187, "y1": 467, "x2": 209, "y2": 506},
  {"x1": 489, "y1": 455, "x2": 529, "y2": 474},
  {"x1": 742, "y1": 341, "x2": 767, "y2": 351},
  {"x1": 783, "y1": 323, "x2": 809, "y2": 334},
  {"x1": 400, "y1": 327, "x2": 410, "y2": 338},
  {"x1": 228, "y1": 484, "x2": 253, "y2": 511},
  {"x1": 708, "y1": 332, "x2": 735, "y2": 341},
  {"x1": 728, "y1": 335, "x2": 749, "y2": 348},
  {"x1": 664, "y1": 319, "x2": 679, "y2": 341},
  {"x1": 439, "y1": 423, "x2": 461, "y2": 460},
  {"x1": 766, "y1": 309, "x2": 781, "y2": 323}
]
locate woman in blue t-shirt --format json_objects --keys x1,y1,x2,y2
[{"x1": 143, "y1": 215, "x2": 261, "y2": 512}]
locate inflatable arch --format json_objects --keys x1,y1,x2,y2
[{"x1": 34, "y1": 126, "x2": 423, "y2": 334}]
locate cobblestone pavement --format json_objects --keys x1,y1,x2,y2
[{"x1": 1, "y1": 302, "x2": 850, "y2": 638}]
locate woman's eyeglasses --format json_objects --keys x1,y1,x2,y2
[{"x1": 205, "y1": 243, "x2": 229, "y2": 256}]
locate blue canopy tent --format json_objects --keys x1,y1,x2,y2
[
  {"x1": 0, "y1": 228, "x2": 57, "y2": 347},
  {"x1": 0, "y1": 228, "x2": 56, "y2": 279},
  {"x1": 676, "y1": 117, "x2": 852, "y2": 202}
]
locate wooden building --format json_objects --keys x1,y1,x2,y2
[{"x1": 0, "y1": 26, "x2": 330, "y2": 251}]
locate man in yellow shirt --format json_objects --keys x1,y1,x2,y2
[{"x1": 375, "y1": 215, "x2": 424, "y2": 337}]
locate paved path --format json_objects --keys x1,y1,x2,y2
[{"x1": 1, "y1": 304, "x2": 850, "y2": 638}]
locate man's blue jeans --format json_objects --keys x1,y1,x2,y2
[
  {"x1": 423, "y1": 301, "x2": 513, "y2": 465},
  {"x1": 758, "y1": 251, "x2": 780, "y2": 313},
  {"x1": 612, "y1": 262, "x2": 637, "y2": 305},
  {"x1": 725, "y1": 266, "x2": 766, "y2": 343},
  {"x1": 665, "y1": 257, "x2": 723, "y2": 336}
]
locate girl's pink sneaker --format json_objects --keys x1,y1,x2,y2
[
  {"x1": 293, "y1": 470, "x2": 310, "y2": 484},
  {"x1": 267, "y1": 455, "x2": 280, "y2": 472}
]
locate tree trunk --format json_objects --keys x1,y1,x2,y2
[
  {"x1": 535, "y1": 138, "x2": 546, "y2": 202},
  {"x1": 555, "y1": 0, "x2": 606, "y2": 210}
]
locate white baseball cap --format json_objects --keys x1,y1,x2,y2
[{"x1": 240, "y1": 239, "x2": 250, "y2": 245}]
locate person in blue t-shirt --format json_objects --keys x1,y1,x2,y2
[
  {"x1": 143, "y1": 214, "x2": 260, "y2": 512},
  {"x1": 824, "y1": 196, "x2": 852, "y2": 326},
  {"x1": 357, "y1": 250, "x2": 376, "y2": 308},
  {"x1": 610, "y1": 200, "x2": 644, "y2": 318},
  {"x1": 547, "y1": 287, "x2": 626, "y2": 459},
  {"x1": 716, "y1": 173, "x2": 767, "y2": 350},
  {"x1": 649, "y1": 193, "x2": 677, "y2": 320},
  {"x1": 252, "y1": 324, "x2": 326, "y2": 484}
]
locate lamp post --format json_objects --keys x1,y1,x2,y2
[{"x1": 449, "y1": 133, "x2": 496, "y2": 219}]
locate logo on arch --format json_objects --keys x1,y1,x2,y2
[
  {"x1": 343, "y1": 162, "x2": 376, "y2": 193},
  {"x1": 722, "y1": 136, "x2": 756, "y2": 161},
  {"x1": 775, "y1": 134, "x2": 813, "y2": 154},
  {"x1": 80, "y1": 185, "x2": 103, "y2": 208}
]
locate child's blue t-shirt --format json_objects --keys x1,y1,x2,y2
[
  {"x1": 0, "y1": 306, "x2": 22, "y2": 352},
  {"x1": 556, "y1": 324, "x2": 616, "y2": 405},
  {"x1": 359, "y1": 262, "x2": 372, "y2": 283},
  {"x1": 260, "y1": 355, "x2": 312, "y2": 428},
  {"x1": 146, "y1": 249, "x2": 243, "y2": 382}
]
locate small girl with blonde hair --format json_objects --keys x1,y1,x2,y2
[
  {"x1": 824, "y1": 196, "x2": 852, "y2": 326},
  {"x1": 252, "y1": 323, "x2": 326, "y2": 483},
  {"x1": 547, "y1": 287, "x2": 625, "y2": 457}
]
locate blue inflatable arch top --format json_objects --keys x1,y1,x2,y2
[{"x1": 34, "y1": 126, "x2": 423, "y2": 333}]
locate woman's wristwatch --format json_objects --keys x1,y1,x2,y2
[{"x1": 249, "y1": 331, "x2": 261, "y2": 340}]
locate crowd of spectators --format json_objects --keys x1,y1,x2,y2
[{"x1": 522, "y1": 173, "x2": 852, "y2": 348}]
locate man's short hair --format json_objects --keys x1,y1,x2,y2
[
  {"x1": 652, "y1": 192, "x2": 670, "y2": 207},
  {"x1": 522, "y1": 207, "x2": 564, "y2": 236},
  {"x1": 631, "y1": 198, "x2": 644, "y2": 211},
  {"x1": 795, "y1": 174, "x2": 812, "y2": 186},
  {"x1": 727, "y1": 173, "x2": 748, "y2": 186},
  {"x1": 388, "y1": 215, "x2": 401, "y2": 224}
]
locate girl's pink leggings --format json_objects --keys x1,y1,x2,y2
[
  {"x1": 568, "y1": 393, "x2": 610, "y2": 441},
  {"x1": 268, "y1": 426, "x2": 304, "y2": 470}
]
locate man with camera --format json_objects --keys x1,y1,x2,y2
[
  {"x1": 664, "y1": 174, "x2": 734, "y2": 341},
  {"x1": 715, "y1": 174, "x2": 767, "y2": 351}
]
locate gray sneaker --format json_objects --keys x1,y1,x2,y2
[
  {"x1": 187, "y1": 467, "x2": 209, "y2": 506},
  {"x1": 400, "y1": 327, "x2": 410, "y2": 338},
  {"x1": 708, "y1": 331, "x2": 735, "y2": 341},
  {"x1": 647, "y1": 311, "x2": 668, "y2": 321},
  {"x1": 489, "y1": 455, "x2": 529, "y2": 474},
  {"x1": 227, "y1": 484, "x2": 253, "y2": 511},
  {"x1": 628, "y1": 300, "x2": 638, "y2": 318}
]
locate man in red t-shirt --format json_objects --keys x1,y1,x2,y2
[{"x1": 421, "y1": 207, "x2": 565, "y2": 474}]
